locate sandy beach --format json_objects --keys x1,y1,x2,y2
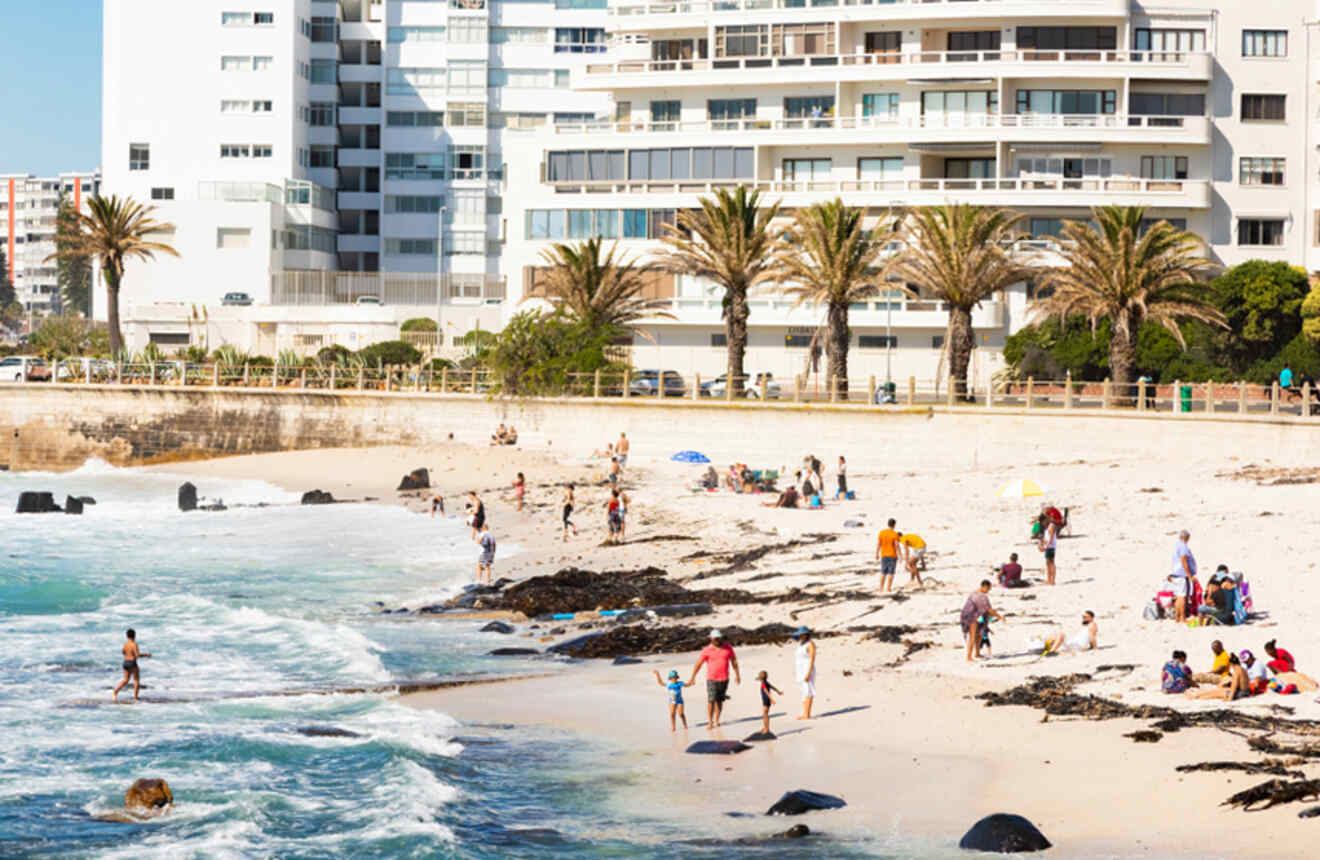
[{"x1": 153, "y1": 415, "x2": 1320, "y2": 856}]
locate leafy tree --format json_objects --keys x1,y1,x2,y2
[
  {"x1": 1301, "y1": 278, "x2": 1320, "y2": 348},
  {"x1": 54, "y1": 197, "x2": 93, "y2": 316},
  {"x1": 358, "y1": 339, "x2": 423, "y2": 367},
  {"x1": 46, "y1": 195, "x2": 179, "y2": 356},
  {"x1": 401, "y1": 317, "x2": 438, "y2": 332},
  {"x1": 773, "y1": 199, "x2": 892, "y2": 397},
  {"x1": 1245, "y1": 334, "x2": 1320, "y2": 385},
  {"x1": 889, "y1": 204, "x2": 1028, "y2": 398},
  {"x1": 536, "y1": 237, "x2": 674, "y2": 332},
  {"x1": 483, "y1": 309, "x2": 623, "y2": 397},
  {"x1": 0, "y1": 247, "x2": 16, "y2": 310},
  {"x1": 654, "y1": 186, "x2": 780, "y2": 395},
  {"x1": 1034, "y1": 206, "x2": 1223, "y2": 385},
  {"x1": 1207, "y1": 260, "x2": 1308, "y2": 374},
  {"x1": 28, "y1": 316, "x2": 110, "y2": 358}
]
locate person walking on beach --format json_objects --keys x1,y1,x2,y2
[
  {"x1": 757, "y1": 671, "x2": 782, "y2": 736},
  {"x1": 653, "y1": 669, "x2": 692, "y2": 732},
  {"x1": 430, "y1": 494, "x2": 445, "y2": 518},
  {"x1": 1170, "y1": 529, "x2": 1197, "y2": 623},
  {"x1": 875, "y1": 519, "x2": 900, "y2": 592},
  {"x1": 792, "y1": 626, "x2": 817, "y2": 720},
  {"x1": 112, "y1": 629, "x2": 152, "y2": 703},
  {"x1": 833, "y1": 456, "x2": 848, "y2": 500},
  {"x1": 467, "y1": 490, "x2": 485, "y2": 541},
  {"x1": 476, "y1": 521, "x2": 496, "y2": 583},
  {"x1": 688, "y1": 629, "x2": 740, "y2": 729},
  {"x1": 561, "y1": 484, "x2": 579, "y2": 542},
  {"x1": 608, "y1": 456, "x2": 621, "y2": 486},
  {"x1": 616, "y1": 432, "x2": 630, "y2": 468},
  {"x1": 513, "y1": 473, "x2": 526, "y2": 513},
  {"x1": 1037, "y1": 512, "x2": 1058, "y2": 585},
  {"x1": 605, "y1": 488, "x2": 624, "y2": 545},
  {"x1": 617, "y1": 489, "x2": 632, "y2": 541},
  {"x1": 962, "y1": 581, "x2": 1004, "y2": 663}
]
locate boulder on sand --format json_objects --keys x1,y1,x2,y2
[
  {"x1": 480, "y1": 621, "x2": 515, "y2": 634},
  {"x1": 766, "y1": 790, "x2": 846, "y2": 816},
  {"x1": 612, "y1": 656, "x2": 643, "y2": 665},
  {"x1": 64, "y1": 495, "x2": 84, "y2": 515},
  {"x1": 15, "y1": 491, "x2": 61, "y2": 513},
  {"x1": 177, "y1": 482, "x2": 198, "y2": 512},
  {"x1": 397, "y1": 468, "x2": 430, "y2": 491},
  {"x1": 76, "y1": 496, "x2": 97, "y2": 506},
  {"x1": 300, "y1": 489, "x2": 336, "y2": 505},
  {"x1": 743, "y1": 731, "x2": 777, "y2": 742},
  {"x1": 686, "y1": 740, "x2": 751, "y2": 755},
  {"x1": 124, "y1": 778, "x2": 173, "y2": 815},
  {"x1": 489, "y1": 647, "x2": 539, "y2": 656},
  {"x1": 958, "y1": 813, "x2": 1051, "y2": 853}
]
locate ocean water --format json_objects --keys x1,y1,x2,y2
[{"x1": 1, "y1": 463, "x2": 919, "y2": 859}]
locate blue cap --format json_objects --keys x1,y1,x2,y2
[{"x1": 793, "y1": 626, "x2": 811, "y2": 638}]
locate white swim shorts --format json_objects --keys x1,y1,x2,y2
[{"x1": 799, "y1": 679, "x2": 816, "y2": 698}]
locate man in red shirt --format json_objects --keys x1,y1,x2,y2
[{"x1": 689, "y1": 629, "x2": 741, "y2": 729}]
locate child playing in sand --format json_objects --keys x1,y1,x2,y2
[
  {"x1": 653, "y1": 669, "x2": 693, "y2": 731},
  {"x1": 757, "y1": 670, "x2": 783, "y2": 734}
]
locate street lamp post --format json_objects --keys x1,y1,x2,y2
[
  {"x1": 436, "y1": 206, "x2": 447, "y2": 356},
  {"x1": 885, "y1": 289, "x2": 893, "y2": 386}
]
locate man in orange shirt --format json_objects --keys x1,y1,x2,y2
[{"x1": 874, "y1": 518, "x2": 900, "y2": 592}]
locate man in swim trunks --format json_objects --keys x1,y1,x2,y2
[
  {"x1": 112, "y1": 628, "x2": 152, "y2": 703},
  {"x1": 616, "y1": 432, "x2": 629, "y2": 468},
  {"x1": 898, "y1": 531, "x2": 927, "y2": 585},
  {"x1": 875, "y1": 519, "x2": 900, "y2": 592},
  {"x1": 689, "y1": 629, "x2": 740, "y2": 729}
]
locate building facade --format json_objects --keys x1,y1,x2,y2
[
  {"x1": 501, "y1": 0, "x2": 1320, "y2": 385},
  {"x1": 102, "y1": 0, "x2": 609, "y2": 355},
  {"x1": 1, "y1": 171, "x2": 101, "y2": 315}
]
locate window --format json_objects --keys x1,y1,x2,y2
[
  {"x1": 622, "y1": 209, "x2": 647, "y2": 238},
  {"x1": 1240, "y1": 157, "x2": 1285, "y2": 186},
  {"x1": 864, "y1": 31, "x2": 900, "y2": 56},
  {"x1": 447, "y1": 102, "x2": 485, "y2": 127},
  {"x1": 385, "y1": 152, "x2": 446, "y2": 180},
  {"x1": 783, "y1": 158, "x2": 831, "y2": 180},
  {"x1": 1133, "y1": 28, "x2": 1205, "y2": 53},
  {"x1": 650, "y1": 101, "x2": 681, "y2": 124},
  {"x1": 385, "y1": 238, "x2": 438, "y2": 255},
  {"x1": 1242, "y1": 94, "x2": 1286, "y2": 121},
  {"x1": 388, "y1": 67, "x2": 444, "y2": 94},
  {"x1": 221, "y1": 99, "x2": 249, "y2": 113},
  {"x1": 492, "y1": 27, "x2": 547, "y2": 44},
  {"x1": 445, "y1": 232, "x2": 485, "y2": 255},
  {"x1": 1028, "y1": 218, "x2": 1065, "y2": 238},
  {"x1": 857, "y1": 157, "x2": 903, "y2": 180},
  {"x1": 253, "y1": 100, "x2": 272, "y2": 113},
  {"x1": 859, "y1": 335, "x2": 897, "y2": 348},
  {"x1": 448, "y1": 18, "x2": 487, "y2": 42},
  {"x1": 1141, "y1": 156, "x2": 1188, "y2": 180},
  {"x1": 784, "y1": 334, "x2": 811, "y2": 348},
  {"x1": 707, "y1": 98, "x2": 756, "y2": 129},
  {"x1": 555, "y1": 28, "x2": 606, "y2": 53},
  {"x1": 387, "y1": 110, "x2": 444, "y2": 126},
  {"x1": 1238, "y1": 218, "x2": 1285, "y2": 245},
  {"x1": 151, "y1": 187, "x2": 174, "y2": 200},
  {"x1": 311, "y1": 16, "x2": 336, "y2": 41},
  {"x1": 1128, "y1": 92, "x2": 1204, "y2": 116},
  {"x1": 447, "y1": 60, "x2": 486, "y2": 93},
  {"x1": 129, "y1": 144, "x2": 149, "y2": 171},
  {"x1": 772, "y1": 22, "x2": 835, "y2": 56},
  {"x1": 490, "y1": 68, "x2": 554, "y2": 88},
  {"x1": 931, "y1": 335, "x2": 945, "y2": 349},
  {"x1": 449, "y1": 145, "x2": 485, "y2": 179},
  {"x1": 216, "y1": 227, "x2": 252, "y2": 249},
  {"x1": 310, "y1": 59, "x2": 337, "y2": 83},
  {"x1": 449, "y1": 189, "x2": 486, "y2": 224},
  {"x1": 920, "y1": 91, "x2": 998, "y2": 123},
  {"x1": 1018, "y1": 27, "x2": 1116, "y2": 51},
  {"x1": 555, "y1": 0, "x2": 606, "y2": 7},
  {"x1": 389, "y1": 26, "x2": 446, "y2": 42},
  {"x1": 784, "y1": 95, "x2": 834, "y2": 119},
  {"x1": 861, "y1": 93, "x2": 900, "y2": 120},
  {"x1": 252, "y1": 56, "x2": 273, "y2": 71},
  {"x1": 494, "y1": 111, "x2": 545, "y2": 129},
  {"x1": 1138, "y1": 217, "x2": 1187, "y2": 236},
  {"x1": 710, "y1": 333, "x2": 727, "y2": 347},
  {"x1": 220, "y1": 55, "x2": 249, "y2": 71},
  {"x1": 310, "y1": 145, "x2": 334, "y2": 168},
  {"x1": 1242, "y1": 30, "x2": 1287, "y2": 57},
  {"x1": 549, "y1": 148, "x2": 752, "y2": 182},
  {"x1": 386, "y1": 195, "x2": 444, "y2": 213},
  {"x1": 715, "y1": 25, "x2": 768, "y2": 58},
  {"x1": 947, "y1": 30, "x2": 1001, "y2": 58},
  {"x1": 254, "y1": 145, "x2": 271, "y2": 158},
  {"x1": 309, "y1": 102, "x2": 336, "y2": 126},
  {"x1": 1015, "y1": 157, "x2": 1111, "y2": 178},
  {"x1": 944, "y1": 158, "x2": 995, "y2": 179},
  {"x1": 254, "y1": 12, "x2": 273, "y2": 24},
  {"x1": 221, "y1": 12, "x2": 249, "y2": 26},
  {"x1": 1017, "y1": 89, "x2": 1116, "y2": 114},
  {"x1": 220, "y1": 144, "x2": 250, "y2": 158}
]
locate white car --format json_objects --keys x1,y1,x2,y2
[
  {"x1": 0, "y1": 355, "x2": 50, "y2": 382},
  {"x1": 705, "y1": 372, "x2": 781, "y2": 399}
]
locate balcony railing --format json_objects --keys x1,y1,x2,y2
[
  {"x1": 554, "y1": 113, "x2": 1203, "y2": 135},
  {"x1": 612, "y1": 0, "x2": 1122, "y2": 15},
  {"x1": 270, "y1": 270, "x2": 506, "y2": 306},
  {"x1": 584, "y1": 49, "x2": 1209, "y2": 76},
  {"x1": 548, "y1": 176, "x2": 1209, "y2": 199}
]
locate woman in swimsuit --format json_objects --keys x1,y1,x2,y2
[
  {"x1": 562, "y1": 484, "x2": 578, "y2": 542},
  {"x1": 513, "y1": 473, "x2": 526, "y2": 513},
  {"x1": 467, "y1": 490, "x2": 485, "y2": 540},
  {"x1": 112, "y1": 628, "x2": 151, "y2": 703},
  {"x1": 1187, "y1": 653, "x2": 1251, "y2": 701}
]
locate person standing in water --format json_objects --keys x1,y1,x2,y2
[
  {"x1": 112, "y1": 629, "x2": 151, "y2": 703},
  {"x1": 561, "y1": 484, "x2": 579, "y2": 542}
]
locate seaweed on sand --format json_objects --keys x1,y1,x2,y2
[
  {"x1": 1222, "y1": 779, "x2": 1320, "y2": 811},
  {"x1": 1176, "y1": 761, "x2": 1306, "y2": 779}
]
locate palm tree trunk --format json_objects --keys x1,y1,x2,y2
[
  {"x1": 726, "y1": 288, "x2": 748, "y2": 395},
  {"x1": 827, "y1": 300, "x2": 850, "y2": 400},
  {"x1": 1109, "y1": 313, "x2": 1138, "y2": 405},
  {"x1": 947, "y1": 305, "x2": 974, "y2": 401},
  {"x1": 104, "y1": 267, "x2": 124, "y2": 358}
]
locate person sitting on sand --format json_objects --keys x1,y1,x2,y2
[
  {"x1": 1192, "y1": 640, "x2": 1230, "y2": 685},
  {"x1": 757, "y1": 670, "x2": 782, "y2": 736},
  {"x1": 1186, "y1": 652, "x2": 1250, "y2": 700},
  {"x1": 998, "y1": 553, "x2": 1026, "y2": 588},
  {"x1": 505, "y1": 426, "x2": 518, "y2": 446},
  {"x1": 1265, "y1": 640, "x2": 1296, "y2": 674},
  {"x1": 1040, "y1": 611, "x2": 1098, "y2": 655},
  {"x1": 653, "y1": 669, "x2": 693, "y2": 732},
  {"x1": 1241, "y1": 650, "x2": 1269, "y2": 694},
  {"x1": 490, "y1": 423, "x2": 508, "y2": 445},
  {"x1": 1162, "y1": 650, "x2": 1195, "y2": 693},
  {"x1": 962, "y1": 581, "x2": 1004, "y2": 662},
  {"x1": 699, "y1": 466, "x2": 719, "y2": 490},
  {"x1": 1197, "y1": 575, "x2": 1236, "y2": 625},
  {"x1": 763, "y1": 486, "x2": 799, "y2": 509},
  {"x1": 593, "y1": 443, "x2": 615, "y2": 459}
]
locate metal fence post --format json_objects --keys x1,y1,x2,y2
[
  {"x1": 1304, "y1": 382, "x2": 1313, "y2": 417},
  {"x1": 212, "y1": 363, "x2": 220, "y2": 387},
  {"x1": 149, "y1": 362, "x2": 156, "y2": 386},
  {"x1": 1025, "y1": 377, "x2": 1034, "y2": 410},
  {"x1": 357, "y1": 367, "x2": 364, "y2": 391},
  {"x1": 1136, "y1": 379, "x2": 1145, "y2": 412},
  {"x1": 1270, "y1": 382, "x2": 1279, "y2": 415},
  {"x1": 593, "y1": 369, "x2": 601, "y2": 398},
  {"x1": 692, "y1": 373, "x2": 701, "y2": 401},
  {"x1": 329, "y1": 364, "x2": 336, "y2": 391},
  {"x1": 301, "y1": 367, "x2": 308, "y2": 389},
  {"x1": 470, "y1": 368, "x2": 478, "y2": 393}
]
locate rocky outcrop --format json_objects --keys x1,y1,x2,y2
[
  {"x1": 491, "y1": 567, "x2": 754, "y2": 618},
  {"x1": 479, "y1": 621, "x2": 515, "y2": 634},
  {"x1": 16, "y1": 491, "x2": 61, "y2": 513},
  {"x1": 489, "y1": 647, "x2": 539, "y2": 656},
  {"x1": 64, "y1": 495, "x2": 84, "y2": 515},
  {"x1": 397, "y1": 468, "x2": 430, "y2": 491},
  {"x1": 743, "y1": 731, "x2": 777, "y2": 742},
  {"x1": 958, "y1": 814, "x2": 1051, "y2": 853},
  {"x1": 177, "y1": 482, "x2": 197, "y2": 512},
  {"x1": 124, "y1": 778, "x2": 173, "y2": 815},
  {"x1": 300, "y1": 489, "x2": 335, "y2": 505},
  {"x1": 549, "y1": 623, "x2": 808, "y2": 659},
  {"x1": 685, "y1": 740, "x2": 750, "y2": 755},
  {"x1": 776, "y1": 825, "x2": 810, "y2": 839},
  {"x1": 766, "y1": 790, "x2": 846, "y2": 816}
]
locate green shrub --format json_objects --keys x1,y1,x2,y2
[
  {"x1": 317, "y1": 344, "x2": 352, "y2": 364},
  {"x1": 400, "y1": 317, "x2": 438, "y2": 332},
  {"x1": 358, "y1": 339, "x2": 423, "y2": 367}
]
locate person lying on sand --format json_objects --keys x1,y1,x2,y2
[
  {"x1": 1186, "y1": 653, "x2": 1251, "y2": 700},
  {"x1": 1038, "y1": 611, "x2": 1098, "y2": 655}
]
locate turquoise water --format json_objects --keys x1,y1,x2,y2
[{"x1": 1, "y1": 463, "x2": 909, "y2": 859}]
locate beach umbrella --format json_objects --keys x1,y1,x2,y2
[
  {"x1": 671, "y1": 450, "x2": 710, "y2": 464},
  {"x1": 996, "y1": 478, "x2": 1050, "y2": 499}
]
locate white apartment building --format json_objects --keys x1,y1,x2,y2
[
  {"x1": 500, "y1": 0, "x2": 1320, "y2": 385},
  {"x1": 1, "y1": 171, "x2": 101, "y2": 315},
  {"x1": 102, "y1": 0, "x2": 610, "y2": 355}
]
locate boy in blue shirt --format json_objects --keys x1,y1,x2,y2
[{"x1": 653, "y1": 669, "x2": 693, "y2": 731}]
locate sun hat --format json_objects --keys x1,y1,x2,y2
[
  {"x1": 667, "y1": 670, "x2": 679, "y2": 679},
  {"x1": 709, "y1": 629, "x2": 723, "y2": 639},
  {"x1": 1240, "y1": 649, "x2": 1253, "y2": 660},
  {"x1": 792, "y1": 625, "x2": 811, "y2": 638}
]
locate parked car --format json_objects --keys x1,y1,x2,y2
[
  {"x1": 355, "y1": 295, "x2": 383, "y2": 305},
  {"x1": 628, "y1": 369, "x2": 687, "y2": 397},
  {"x1": 0, "y1": 355, "x2": 50, "y2": 382},
  {"x1": 702, "y1": 372, "x2": 781, "y2": 399},
  {"x1": 222, "y1": 292, "x2": 253, "y2": 306}
]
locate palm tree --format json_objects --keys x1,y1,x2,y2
[
  {"x1": 1034, "y1": 205, "x2": 1223, "y2": 386},
  {"x1": 534, "y1": 237, "x2": 674, "y2": 334},
  {"x1": 653, "y1": 185, "x2": 780, "y2": 395},
  {"x1": 46, "y1": 195, "x2": 179, "y2": 357},
  {"x1": 889, "y1": 204, "x2": 1028, "y2": 399},
  {"x1": 774, "y1": 199, "x2": 894, "y2": 398}
]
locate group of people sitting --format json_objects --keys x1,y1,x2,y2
[
  {"x1": 1163, "y1": 639, "x2": 1316, "y2": 699},
  {"x1": 489, "y1": 424, "x2": 519, "y2": 446},
  {"x1": 1155, "y1": 563, "x2": 1247, "y2": 626},
  {"x1": 763, "y1": 468, "x2": 829, "y2": 509}
]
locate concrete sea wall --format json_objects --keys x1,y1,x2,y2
[{"x1": 2, "y1": 384, "x2": 1317, "y2": 474}]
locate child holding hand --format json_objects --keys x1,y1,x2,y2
[
  {"x1": 653, "y1": 669, "x2": 693, "y2": 732},
  {"x1": 757, "y1": 670, "x2": 783, "y2": 735}
]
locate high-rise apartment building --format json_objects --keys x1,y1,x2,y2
[
  {"x1": 102, "y1": 0, "x2": 609, "y2": 354},
  {"x1": 1, "y1": 171, "x2": 101, "y2": 314},
  {"x1": 501, "y1": 0, "x2": 1320, "y2": 384}
]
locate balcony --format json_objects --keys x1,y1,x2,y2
[
  {"x1": 547, "y1": 176, "x2": 1212, "y2": 209},
  {"x1": 609, "y1": 0, "x2": 1127, "y2": 24},
  {"x1": 578, "y1": 49, "x2": 1212, "y2": 89},
  {"x1": 553, "y1": 113, "x2": 1212, "y2": 145},
  {"x1": 647, "y1": 295, "x2": 1008, "y2": 329}
]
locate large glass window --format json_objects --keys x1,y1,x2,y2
[
  {"x1": 921, "y1": 91, "x2": 998, "y2": 125},
  {"x1": 492, "y1": 27, "x2": 547, "y2": 44},
  {"x1": 943, "y1": 158, "x2": 995, "y2": 179},
  {"x1": 447, "y1": 60, "x2": 486, "y2": 93},
  {"x1": 308, "y1": 102, "x2": 336, "y2": 126},
  {"x1": 784, "y1": 96, "x2": 834, "y2": 121},
  {"x1": 650, "y1": 101, "x2": 681, "y2": 124},
  {"x1": 1016, "y1": 89, "x2": 1116, "y2": 114},
  {"x1": 447, "y1": 102, "x2": 485, "y2": 127},
  {"x1": 388, "y1": 26, "x2": 446, "y2": 42},
  {"x1": 1240, "y1": 157, "x2": 1285, "y2": 186},
  {"x1": 715, "y1": 25, "x2": 768, "y2": 58},
  {"x1": 449, "y1": 145, "x2": 485, "y2": 179},
  {"x1": 864, "y1": 31, "x2": 900, "y2": 57},
  {"x1": 386, "y1": 195, "x2": 444, "y2": 213},
  {"x1": 1018, "y1": 27, "x2": 1116, "y2": 51},
  {"x1": 862, "y1": 93, "x2": 900, "y2": 119},
  {"x1": 707, "y1": 98, "x2": 756, "y2": 129},
  {"x1": 554, "y1": 28, "x2": 606, "y2": 53},
  {"x1": 385, "y1": 152, "x2": 446, "y2": 180},
  {"x1": 309, "y1": 59, "x2": 336, "y2": 82},
  {"x1": 772, "y1": 23, "x2": 834, "y2": 56},
  {"x1": 490, "y1": 68, "x2": 553, "y2": 88},
  {"x1": 1140, "y1": 156, "x2": 1188, "y2": 180},
  {"x1": 387, "y1": 110, "x2": 444, "y2": 126},
  {"x1": 1132, "y1": 28, "x2": 1205, "y2": 53},
  {"x1": 1241, "y1": 94, "x2": 1286, "y2": 121},
  {"x1": 129, "y1": 144, "x2": 149, "y2": 171},
  {"x1": 947, "y1": 30, "x2": 1000, "y2": 59},
  {"x1": 857, "y1": 157, "x2": 903, "y2": 180},
  {"x1": 448, "y1": 18, "x2": 487, "y2": 42},
  {"x1": 622, "y1": 210, "x2": 647, "y2": 238},
  {"x1": 1238, "y1": 218, "x2": 1285, "y2": 245},
  {"x1": 783, "y1": 158, "x2": 831, "y2": 180},
  {"x1": 1128, "y1": 92, "x2": 1204, "y2": 116},
  {"x1": 1014, "y1": 157, "x2": 1112, "y2": 178},
  {"x1": 1242, "y1": 30, "x2": 1287, "y2": 57}
]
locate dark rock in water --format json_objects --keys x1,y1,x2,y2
[
  {"x1": 198, "y1": 500, "x2": 227, "y2": 512},
  {"x1": 547, "y1": 632, "x2": 602, "y2": 655},
  {"x1": 548, "y1": 626, "x2": 566, "y2": 635},
  {"x1": 64, "y1": 495, "x2": 84, "y2": 515},
  {"x1": 416, "y1": 604, "x2": 446, "y2": 615},
  {"x1": 177, "y1": 482, "x2": 197, "y2": 512},
  {"x1": 777, "y1": 825, "x2": 810, "y2": 839},
  {"x1": 300, "y1": 489, "x2": 335, "y2": 505},
  {"x1": 743, "y1": 731, "x2": 777, "y2": 742},
  {"x1": 76, "y1": 495, "x2": 96, "y2": 505},
  {"x1": 686, "y1": 740, "x2": 751, "y2": 755},
  {"x1": 612, "y1": 656, "x2": 643, "y2": 665},
  {"x1": 16, "y1": 491, "x2": 61, "y2": 513},
  {"x1": 397, "y1": 468, "x2": 430, "y2": 491},
  {"x1": 480, "y1": 621, "x2": 515, "y2": 634},
  {"x1": 295, "y1": 726, "x2": 362, "y2": 738},
  {"x1": 766, "y1": 790, "x2": 846, "y2": 816},
  {"x1": 843, "y1": 519, "x2": 864, "y2": 528},
  {"x1": 125, "y1": 778, "x2": 173, "y2": 814},
  {"x1": 489, "y1": 648, "x2": 539, "y2": 656},
  {"x1": 958, "y1": 814, "x2": 1052, "y2": 853}
]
